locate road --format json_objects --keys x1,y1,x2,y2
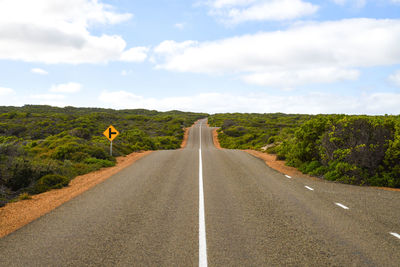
[{"x1": 1, "y1": 119, "x2": 399, "y2": 266}]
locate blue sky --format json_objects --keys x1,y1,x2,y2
[{"x1": 1, "y1": 0, "x2": 400, "y2": 114}]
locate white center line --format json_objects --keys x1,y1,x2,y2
[
  {"x1": 390, "y1": 232, "x2": 400, "y2": 240},
  {"x1": 285, "y1": 175, "x2": 292, "y2": 179},
  {"x1": 305, "y1": 186, "x2": 314, "y2": 191},
  {"x1": 199, "y1": 124, "x2": 208, "y2": 267},
  {"x1": 335, "y1": 202, "x2": 349, "y2": 210}
]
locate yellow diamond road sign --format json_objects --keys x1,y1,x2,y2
[{"x1": 103, "y1": 125, "x2": 119, "y2": 141}]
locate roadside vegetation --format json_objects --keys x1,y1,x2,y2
[
  {"x1": 0, "y1": 105, "x2": 207, "y2": 206},
  {"x1": 209, "y1": 113, "x2": 400, "y2": 188}
]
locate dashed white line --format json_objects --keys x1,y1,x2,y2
[
  {"x1": 390, "y1": 232, "x2": 400, "y2": 240},
  {"x1": 335, "y1": 202, "x2": 349, "y2": 210},
  {"x1": 285, "y1": 175, "x2": 292, "y2": 179},
  {"x1": 305, "y1": 186, "x2": 314, "y2": 191},
  {"x1": 199, "y1": 124, "x2": 208, "y2": 267}
]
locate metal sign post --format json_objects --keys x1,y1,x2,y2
[{"x1": 103, "y1": 125, "x2": 119, "y2": 156}]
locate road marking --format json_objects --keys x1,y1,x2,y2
[
  {"x1": 305, "y1": 186, "x2": 314, "y2": 191},
  {"x1": 335, "y1": 203, "x2": 349, "y2": 210},
  {"x1": 285, "y1": 175, "x2": 292, "y2": 179},
  {"x1": 390, "y1": 232, "x2": 400, "y2": 240},
  {"x1": 199, "y1": 124, "x2": 208, "y2": 267}
]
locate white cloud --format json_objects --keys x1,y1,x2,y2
[
  {"x1": 210, "y1": 0, "x2": 256, "y2": 9},
  {"x1": 0, "y1": 0, "x2": 148, "y2": 64},
  {"x1": 388, "y1": 70, "x2": 400, "y2": 87},
  {"x1": 27, "y1": 94, "x2": 67, "y2": 107},
  {"x1": 207, "y1": 0, "x2": 318, "y2": 24},
  {"x1": 331, "y1": 0, "x2": 366, "y2": 8},
  {"x1": 0, "y1": 87, "x2": 15, "y2": 96},
  {"x1": 242, "y1": 68, "x2": 360, "y2": 87},
  {"x1": 153, "y1": 18, "x2": 400, "y2": 87},
  {"x1": 120, "y1": 47, "x2": 149, "y2": 62},
  {"x1": 98, "y1": 90, "x2": 400, "y2": 115},
  {"x1": 49, "y1": 82, "x2": 82, "y2": 93},
  {"x1": 0, "y1": 0, "x2": 132, "y2": 28},
  {"x1": 31, "y1": 68, "x2": 48, "y2": 75},
  {"x1": 174, "y1": 23, "x2": 185, "y2": 30},
  {"x1": 154, "y1": 40, "x2": 198, "y2": 56}
]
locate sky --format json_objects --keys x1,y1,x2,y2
[{"x1": 1, "y1": 0, "x2": 400, "y2": 114}]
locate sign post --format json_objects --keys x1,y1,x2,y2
[{"x1": 103, "y1": 125, "x2": 119, "y2": 156}]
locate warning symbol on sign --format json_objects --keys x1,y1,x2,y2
[{"x1": 103, "y1": 125, "x2": 119, "y2": 141}]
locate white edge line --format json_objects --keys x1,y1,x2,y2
[
  {"x1": 199, "y1": 124, "x2": 208, "y2": 267},
  {"x1": 335, "y1": 202, "x2": 349, "y2": 210},
  {"x1": 305, "y1": 186, "x2": 314, "y2": 191},
  {"x1": 285, "y1": 175, "x2": 292, "y2": 179},
  {"x1": 390, "y1": 232, "x2": 400, "y2": 240}
]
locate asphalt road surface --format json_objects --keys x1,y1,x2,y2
[{"x1": 1, "y1": 119, "x2": 399, "y2": 266}]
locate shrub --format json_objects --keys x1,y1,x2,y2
[
  {"x1": 70, "y1": 152, "x2": 91, "y2": 162},
  {"x1": 267, "y1": 136, "x2": 276, "y2": 144},
  {"x1": 266, "y1": 145, "x2": 278, "y2": 154},
  {"x1": 324, "y1": 170, "x2": 341, "y2": 181},
  {"x1": 0, "y1": 105, "x2": 207, "y2": 202},
  {"x1": 323, "y1": 162, "x2": 361, "y2": 184},
  {"x1": 224, "y1": 126, "x2": 248, "y2": 137},
  {"x1": 5, "y1": 157, "x2": 35, "y2": 191},
  {"x1": 51, "y1": 142, "x2": 81, "y2": 160},
  {"x1": 84, "y1": 146, "x2": 109, "y2": 160},
  {"x1": 309, "y1": 166, "x2": 328, "y2": 176},
  {"x1": 154, "y1": 136, "x2": 180, "y2": 149},
  {"x1": 84, "y1": 158, "x2": 115, "y2": 168},
  {"x1": 221, "y1": 119, "x2": 237, "y2": 130},
  {"x1": 18, "y1": 192, "x2": 32, "y2": 200},
  {"x1": 299, "y1": 161, "x2": 322, "y2": 174},
  {"x1": 71, "y1": 163, "x2": 94, "y2": 175},
  {"x1": 321, "y1": 117, "x2": 395, "y2": 173},
  {"x1": 34, "y1": 174, "x2": 69, "y2": 193},
  {"x1": 284, "y1": 116, "x2": 331, "y2": 166},
  {"x1": 69, "y1": 127, "x2": 91, "y2": 140}
]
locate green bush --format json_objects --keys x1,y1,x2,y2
[
  {"x1": 84, "y1": 146, "x2": 109, "y2": 160},
  {"x1": 309, "y1": 166, "x2": 328, "y2": 176},
  {"x1": 284, "y1": 116, "x2": 331, "y2": 166},
  {"x1": 266, "y1": 145, "x2": 278, "y2": 154},
  {"x1": 224, "y1": 126, "x2": 248, "y2": 137},
  {"x1": 267, "y1": 136, "x2": 276, "y2": 144},
  {"x1": 35, "y1": 174, "x2": 70, "y2": 193},
  {"x1": 320, "y1": 117, "x2": 395, "y2": 171},
  {"x1": 154, "y1": 136, "x2": 180, "y2": 150},
  {"x1": 18, "y1": 192, "x2": 32, "y2": 200},
  {"x1": 51, "y1": 141, "x2": 81, "y2": 160},
  {"x1": 84, "y1": 157, "x2": 115, "y2": 168},
  {"x1": 70, "y1": 152, "x2": 91, "y2": 162},
  {"x1": 71, "y1": 163, "x2": 94, "y2": 175},
  {"x1": 299, "y1": 161, "x2": 322, "y2": 174},
  {"x1": 324, "y1": 170, "x2": 341, "y2": 181},
  {"x1": 0, "y1": 105, "x2": 207, "y2": 203},
  {"x1": 209, "y1": 113, "x2": 400, "y2": 188},
  {"x1": 5, "y1": 157, "x2": 35, "y2": 191}
]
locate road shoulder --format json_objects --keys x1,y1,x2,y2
[{"x1": 243, "y1": 149, "x2": 314, "y2": 179}]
